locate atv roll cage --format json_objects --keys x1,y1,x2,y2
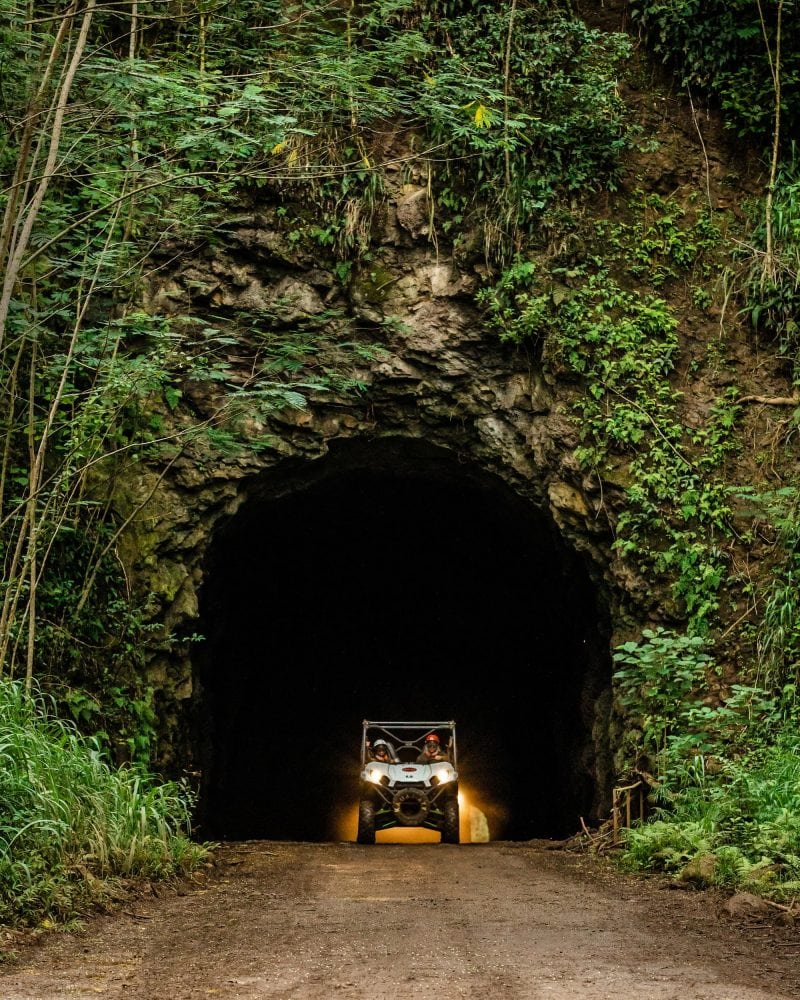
[{"x1": 361, "y1": 720, "x2": 458, "y2": 766}]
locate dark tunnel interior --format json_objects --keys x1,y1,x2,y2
[{"x1": 194, "y1": 440, "x2": 612, "y2": 842}]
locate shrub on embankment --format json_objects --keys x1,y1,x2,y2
[
  {"x1": 614, "y1": 630, "x2": 800, "y2": 900},
  {"x1": 0, "y1": 679, "x2": 209, "y2": 926}
]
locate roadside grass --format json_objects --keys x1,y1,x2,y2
[
  {"x1": 0, "y1": 679, "x2": 211, "y2": 927},
  {"x1": 613, "y1": 631, "x2": 800, "y2": 899},
  {"x1": 620, "y1": 722, "x2": 800, "y2": 900}
]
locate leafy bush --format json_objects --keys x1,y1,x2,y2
[
  {"x1": 622, "y1": 726, "x2": 800, "y2": 897},
  {"x1": 734, "y1": 485, "x2": 800, "y2": 689},
  {"x1": 614, "y1": 629, "x2": 800, "y2": 898},
  {"x1": 613, "y1": 627, "x2": 716, "y2": 771},
  {"x1": 0, "y1": 680, "x2": 210, "y2": 926},
  {"x1": 478, "y1": 256, "x2": 734, "y2": 631},
  {"x1": 421, "y1": 5, "x2": 633, "y2": 261},
  {"x1": 621, "y1": 819, "x2": 713, "y2": 873},
  {"x1": 629, "y1": 0, "x2": 800, "y2": 150},
  {"x1": 735, "y1": 149, "x2": 800, "y2": 372}
]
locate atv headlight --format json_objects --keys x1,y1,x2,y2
[
  {"x1": 435, "y1": 772, "x2": 453, "y2": 785},
  {"x1": 368, "y1": 768, "x2": 384, "y2": 784}
]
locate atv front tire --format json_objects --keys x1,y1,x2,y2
[
  {"x1": 357, "y1": 799, "x2": 376, "y2": 844},
  {"x1": 441, "y1": 798, "x2": 460, "y2": 844}
]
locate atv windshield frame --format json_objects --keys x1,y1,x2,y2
[{"x1": 362, "y1": 719, "x2": 457, "y2": 766}]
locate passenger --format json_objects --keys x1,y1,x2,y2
[
  {"x1": 416, "y1": 733, "x2": 449, "y2": 763},
  {"x1": 370, "y1": 739, "x2": 393, "y2": 763}
]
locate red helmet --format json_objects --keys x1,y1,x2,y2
[{"x1": 424, "y1": 733, "x2": 440, "y2": 744}]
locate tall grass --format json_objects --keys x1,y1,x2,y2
[
  {"x1": 620, "y1": 704, "x2": 800, "y2": 899},
  {"x1": 0, "y1": 680, "x2": 210, "y2": 925},
  {"x1": 738, "y1": 149, "x2": 800, "y2": 376}
]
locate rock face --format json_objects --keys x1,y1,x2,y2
[
  {"x1": 118, "y1": 88, "x2": 763, "y2": 822},
  {"x1": 122, "y1": 181, "x2": 638, "y2": 820}
]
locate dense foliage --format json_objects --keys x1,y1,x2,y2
[
  {"x1": 630, "y1": 0, "x2": 799, "y2": 149},
  {"x1": 0, "y1": 680, "x2": 208, "y2": 928},
  {"x1": 478, "y1": 198, "x2": 734, "y2": 635},
  {"x1": 476, "y1": 3, "x2": 800, "y2": 888},
  {"x1": 0, "y1": 0, "x2": 634, "y2": 923},
  {"x1": 1, "y1": 0, "x2": 799, "y2": 916},
  {"x1": 735, "y1": 149, "x2": 800, "y2": 375},
  {"x1": 631, "y1": 1, "x2": 800, "y2": 376},
  {"x1": 615, "y1": 630, "x2": 800, "y2": 898},
  {"x1": 0, "y1": 0, "x2": 632, "y2": 699}
]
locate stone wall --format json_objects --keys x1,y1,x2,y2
[{"x1": 108, "y1": 161, "x2": 655, "y2": 803}]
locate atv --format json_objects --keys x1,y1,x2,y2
[{"x1": 357, "y1": 720, "x2": 460, "y2": 844}]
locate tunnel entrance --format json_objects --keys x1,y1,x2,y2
[{"x1": 194, "y1": 439, "x2": 612, "y2": 842}]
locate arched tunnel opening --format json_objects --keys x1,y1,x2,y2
[{"x1": 194, "y1": 439, "x2": 613, "y2": 842}]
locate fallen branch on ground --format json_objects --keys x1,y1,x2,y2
[{"x1": 738, "y1": 394, "x2": 800, "y2": 406}]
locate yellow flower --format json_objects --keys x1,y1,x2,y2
[{"x1": 462, "y1": 101, "x2": 494, "y2": 128}]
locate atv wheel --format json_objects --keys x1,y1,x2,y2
[
  {"x1": 392, "y1": 787, "x2": 430, "y2": 826},
  {"x1": 441, "y1": 798, "x2": 460, "y2": 843},
  {"x1": 357, "y1": 799, "x2": 376, "y2": 844}
]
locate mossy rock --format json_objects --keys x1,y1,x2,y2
[{"x1": 677, "y1": 853, "x2": 718, "y2": 886}]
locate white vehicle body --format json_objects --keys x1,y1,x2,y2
[{"x1": 360, "y1": 760, "x2": 458, "y2": 789}]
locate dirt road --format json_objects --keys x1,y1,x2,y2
[{"x1": 2, "y1": 841, "x2": 799, "y2": 999}]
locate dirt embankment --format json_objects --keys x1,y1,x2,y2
[{"x1": 1, "y1": 841, "x2": 799, "y2": 1000}]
